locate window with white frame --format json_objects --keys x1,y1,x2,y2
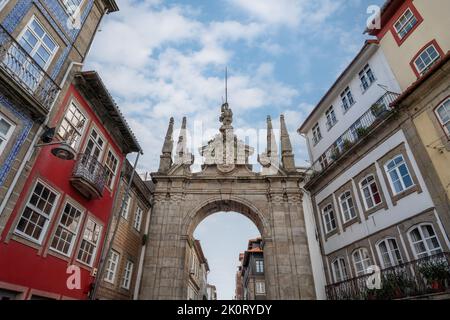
[
  {"x1": 104, "y1": 250, "x2": 120, "y2": 284},
  {"x1": 352, "y1": 248, "x2": 372, "y2": 276},
  {"x1": 18, "y1": 16, "x2": 59, "y2": 70},
  {"x1": 77, "y1": 218, "x2": 102, "y2": 266},
  {"x1": 50, "y1": 201, "x2": 83, "y2": 256},
  {"x1": 57, "y1": 102, "x2": 87, "y2": 150},
  {"x1": 414, "y1": 45, "x2": 440, "y2": 75},
  {"x1": 339, "y1": 191, "x2": 357, "y2": 223},
  {"x1": 322, "y1": 204, "x2": 337, "y2": 234},
  {"x1": 318, "y1": 154, "x2": 328, "y2": 170},
  {"x1": 121, "y1": 260, "x2": 134, "y2": 290},
  {"x1": 377, "y1": 238, "x2": 403, "y2": 268},
  {"x1": 359, "y1": 175, "x2": 382, "y2": 210},
  {"x1": 0, "y1": 115, "x2": 15, "y2": 157},
  {"x1": 325, "y1": 106, "x2": 337, "y2": 130},
  {"x1": 15, "y1": 181, "x2": 59, "y2": 243},
  {"x1": 408, "y1": 224, "x2": 442, "y2": 259},
  {"x1": 385, "y1": 155, "x2": 414, "y2": 195},
  {"x1": 312, "y1": 123, "x2": 322, "y2": 145},
  {"x1": 359, "y1": 64, "x2": 376, "y2": 91},
  {"x1": 435, "y1": 98, "x2": 450, "y2": 137},
  {"x1": 331, "y1": 257, "x2": 348, "y2": 283},
  {"x1": 255, "y1": 260, "x2": 264, "y2": 273},
  {"x1": 61, "y1": 0, "x2": 84, "y2": 16},
  {"x1": 394, "y1": 8, "x2": 418, "y2": 39},
  {"x1": 340, "y1": 87, "x2": 355, "y2": 112},
  {"x1": 104, "y1": 150, "x2": 119, "y2": 190},
  {"x1": 133, "y1": 207, "x2": 143, "y2": 231},
  {"x1": 84, "y1": 128, "x2": 105, "y2": 161},
  {"x1": 255, "y1": 281, "x2": 266, "y2": 294},
  {"x1": 121, "y1": 195, "x2": 131, "y2": 219}
]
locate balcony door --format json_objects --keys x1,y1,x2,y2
[{"x1": 83, "y1": 128, "x2": 105, "y2": 177}]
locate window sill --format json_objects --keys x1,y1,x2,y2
[
  {"x1": 363, "y1": 201, "x2": 388, "y2": 219},
  {"x1": 324, "y1": 228, "x2": 339, "y2": 241}
]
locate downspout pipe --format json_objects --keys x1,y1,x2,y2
[{"x1": 91, "y1": 150, "x2": 142, "y2": 299}]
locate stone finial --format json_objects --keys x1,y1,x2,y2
[
  {"x1": 280, "y1": 114, "x2": 295, "y2": 171},
  {"x1": 158, "y1": 117, "x2": 174, "y2": 172},
  {"x1": 266, "y1": 116, "x2": 278, "y2": 158},
  {"x1": 175, "y1": 117, "x2": 194, "y2": 166}
]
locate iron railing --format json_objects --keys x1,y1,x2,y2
[
  {"x1": 72, "y1": 153, "x2": 107, "y2": 196},
  {"x1": 304, "y1": 91, "x2": 400, "y2": 184},
  {"x1": 326, "y1": 252, "x2": 450, "y2": 300},
  {"x1": 0, "y1": 24, "x2": 59, "y2": 111}
]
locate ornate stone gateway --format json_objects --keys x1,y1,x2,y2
[{"x1": 140, "y1": 103, "x2": 316, "y2": 299}]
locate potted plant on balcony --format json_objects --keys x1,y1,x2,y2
[
  {"x1": 418, "y1": 260, "x2": 450, "y2": 293},
  {"x1": 342, "y1": 139, "x2": 353, "y2": 152},
  {"x1": 370, "y1": 103, "x2": 386, "y2": 118},
  {"x1": 330, "y1": 147, "x2": 341, "y2": 161},
  {"x1": 355, "y1": 127, "x2": 370, "y2": 139}
]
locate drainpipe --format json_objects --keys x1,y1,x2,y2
[
  {"x1": 91, "y1": 150, "x2": 142, "y2": 300},
  {"x1": 133, "y1": 195, "x2": 154, "y2": 300},
  {"x1": 0, "y1": 61, "x2": 84, "y2": 217}
]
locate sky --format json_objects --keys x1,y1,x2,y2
[{"x1": 85, "y1": 0, "x2": 384, "y2": 299}]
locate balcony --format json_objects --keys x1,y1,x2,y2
[
  {"x1": 326, "y1": 252, "x2": 450, "y2": 300},
  {"x1": 0, "y1": 24, "x2": 59, "y2": 114},
  {"x1": 305, "y1": 91, "x2": 400, "y2": 184},
  {"x1": 70, "y1": 153, "x2": 107, "y2": 200}
]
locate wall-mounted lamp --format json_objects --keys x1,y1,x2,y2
[{"x1": 35, "y1": 127, "x2": 76, "y2": 161}]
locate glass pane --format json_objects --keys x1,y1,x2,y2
[
  {"x1": 31, "y1": 20, "x2": 45, "y2": 37},
  {"x1": 43, "y1": 35, "x2": 56, "y2": 51},
  {"x1": 0, "y1": 119, "x2": 11, "y2": 135}
]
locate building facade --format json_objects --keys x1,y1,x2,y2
[
  {"x1": 299, "y1": 14, "x2": 450, "y2": 299},
  {"x1": 368, "y1": 0, "x2": 450, "y2": 90},
  {"x1": 234, "y1": 253, "x2": 244, "y2": 300},
  {"x1": 0, "y1": 70, "x2": 141, "y2": 300},
  {"x1": 0, "y1": 0, "x2": 119, "y2": 236},
  {"x1": 187, "y1": 239, "x2": 209, "y2": 300},
  {"x1": 96, "y1": 159, "x2": 153, "y2": 300},
  {"x1": 206, "y1": 284, "x2": 217, "y2": 300},
  {"x1": 240, "y1": 238, "x2": 266, "y2": 300}
]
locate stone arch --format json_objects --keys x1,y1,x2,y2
[{"x1": 182, "y1": 195, "x2": 271, "y2": 239}]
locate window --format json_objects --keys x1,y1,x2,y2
[
  {"x1": 339, "y1": 191, "x2": 357, "y2": 223},
  {"x1": 104, "y1": 150, "x2": 119, "y2": 190},
  {"x1": 340, "y1": 87, "x2": 355, "y2": 112},
  {"x1": 255, "y1": 260, "x2": 264, "y2": 273},
  {"x1": 121, "y1": 195, "x2": 131, "y2": 219},
  {"x1": 61, "y1": 0, "x2": 84, "y2": 16},
  {"x1": 77, "y1": 218, "x2": 102, "y2": 266},
  {"x1": 322, "y1": 204, "x2": 337, "y2": 234},
  {"x1": 18, "y1": 17, "x2": 58, "y2": 70},
  {"x1": 0, "y1": 115, "x2": 15, "y2": 156},
  {"x1": 57, "y1": 102, "x2": 87, "y2": 150},
  {"x1": 331, "y1": 257, "x2": 348, "y2": 283},
  {"x1": 360, "y1": 175, "x2": 382, "y2": 210},
  {"x1": 359, "y1": 64, "x2": 376, "y2": 91},
  {"x1": 85, "y1": 128, "x2": 105, "y2": 161},
  {"x1": 50, "y1": 201, "x2": 83, "y2": 256},
  {"x1": 435, "y1": 98, "x2": 450, "y2": 137},
  {"x1": 318, "y1": 154, "x2": 328, "y2": 170},
  {"x1": 385, "y1": 155, "x2": 414, "y2": 195},
  {"x1": 408, "y1": 224, "x2": 442, "y2": 259},
  {"x1": 414, "y1": 45, "x2": 440, "y2": 75},
  {"x1": 325, "y1": 106, "x2": 337, "y2": 130},
  {"x1": 15, "y1": 181, "x2": 59, "y2": 243},
  {"x1": 352, "y1": 248, "x2": 372, "y2": 276},
  {"x1": 121, "y1": 260, "x2": 134, "y2": 290},
  {"x1": 394, "y1": 8, "x2": 418, "y2": 39},
  {"x1": 255, "y1": 281, "x2": 266, "y2": 294},
  {"x1": 377, "y1": 238, "x2": 403, "y2": 268},
  {"x1": 104, "y1": 250, "x2": 120, "y2": 284},
  {"x1": 350, "y1": 119, "x2": 363, "y2": 140},
  {"x1": 312, "y1": 123, "x2": 322, "y2": 145},
  {"x1": 133, "y1": 207, "x2": 143, "y2": 231}
]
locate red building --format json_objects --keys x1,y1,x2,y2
[{"x1": 0, "y1": 71, "x2": 141, "y2": 300}]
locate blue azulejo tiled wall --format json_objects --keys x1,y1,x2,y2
[
  {"x1": 0, "y1": 93, "x2": 33, "y2": 187},
  {"x1": 2, "y1": 0, "x2": 94, "y2": 79}
]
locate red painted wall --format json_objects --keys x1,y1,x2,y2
[{"x1": 0, "y1": 85, "x2": 125, "y2": 300}]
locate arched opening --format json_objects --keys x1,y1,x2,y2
[{"x1": 184, "y1": 198, "x2": 269, "y2": 300}]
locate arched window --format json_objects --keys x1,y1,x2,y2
[
  {"x1": 352, "y1": 248, "x2": 372, "y2": 276},
  {"x1": 385, "y1": 155, "x2": 414, "y2": 195},
  {"x1": 331, "y1": 257, "x2": 348, "y2": 283},
  {"x1": 408, "y1": 224, "x2": 442, "y2": 259},
  {"x1": 359, "y1": 175, "x2": 382, "y2": 210},
  {"x1": 376, "y1": 238, "x2": 403, "y2": 268},
  {"x1": 339, "y1": 191, "x2": 357, "y2": 223},
  {"x1": 322, "y1": 204, "x2": 336, "y2": 234}
]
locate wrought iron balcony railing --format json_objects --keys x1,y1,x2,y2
[
  {"x1": 304, "y1": 91, "x2": 400, "y2": 185},
  {"x1": 0, "y1": 24, "x2": 59, "y2": 112},
  {"x1": 71, "y1": 153, "x2": 107, "y2": 199},
  {"x1": 326, "y1": 252, "x2": 450, "y2": 300}
]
